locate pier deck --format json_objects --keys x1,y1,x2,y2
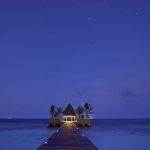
[{"x1": 37, "y1": 122, "x2": 99, "y2": 150}]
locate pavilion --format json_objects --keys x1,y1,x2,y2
[
  {"x1": 48, "y1": 103, "x2": 90, "y2": 126},
  {"x1": 62, "y1": 104, "x2": 77, "y2": 122}
]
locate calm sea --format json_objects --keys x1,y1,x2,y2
[{"x1": 0, "y1": 119, "x2": 150, "y2": 150}]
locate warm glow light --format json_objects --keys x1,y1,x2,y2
[
  {"x1": 65, "y1": 121, "x2": 73, "y2": 123},
  {"x1": 62, "y1": 116, "x2": 77, "y2": 122},
  {"x1": 63, "y1": 116, "x2": 76, "y2": 117},
  {"x1": 64, "y1": 121, "x2": 74, "y2": 127}
]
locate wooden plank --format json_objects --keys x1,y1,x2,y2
[{"x1": 36, "y1": 122, "x2": 99, "y2": 150}]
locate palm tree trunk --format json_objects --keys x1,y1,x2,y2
[
  {"x1": 86, "y1": 111, "x2": 89, "y2": 119},
  {"x1": 78, "y1": 114, "x2": 80, "y2": 119}
]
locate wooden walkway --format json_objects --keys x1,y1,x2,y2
[{"x1": 36, "y1": 122, "x2": 99, "y2": 150}]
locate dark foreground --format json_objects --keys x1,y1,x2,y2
[{"x1": 36, "y1": 122, "x2": 99, "y2": 150}]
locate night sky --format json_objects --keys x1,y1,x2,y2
[{"x1": 0, "y1": 0, "x2": 150, "y2": 118}]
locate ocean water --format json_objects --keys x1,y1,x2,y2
[
  {"x1": 81, "y1": 119, "x2": 150, "y2": 150},
  {"x1": 0, "y1": 119, "x2": 56, "y2": 150},
  {"x1": 0, "y1": 119, "x2": 150, "y2": 150}
]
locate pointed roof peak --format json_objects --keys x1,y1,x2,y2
[{"x1": 63, "y1": 104, "x2": 76, "y2": 116}]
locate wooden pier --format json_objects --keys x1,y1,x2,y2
[{"x1": 37, "y1": 122, "x2": 99, "y2": 150}]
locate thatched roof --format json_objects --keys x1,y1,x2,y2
[{"x1": 63, "y1": 104, "x2": 76, "y2": 116}]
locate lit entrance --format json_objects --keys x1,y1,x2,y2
[
  {"x1": 62, "y1": 104, "x2": 77, "y2": 122},
  {"x1": 62, "y1": 116, "x2": 76, "y2": 122}
]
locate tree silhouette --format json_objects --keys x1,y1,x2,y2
[
  {"x1": 50, "y1": 105, "x2": 55, "y2": 118},
  {"x1": 76, "y1": 105, "x2": 84, "y2": 119},
  {"x1": 84, "y1": 102, "x2": 94, "y2": 119}
]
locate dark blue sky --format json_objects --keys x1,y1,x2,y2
[{"x1": 0, "y1": 0, "x2": 150, "y2": 118}]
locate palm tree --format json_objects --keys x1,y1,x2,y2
[
  {"x1": 50, "y1": 105, "x2": 55, "y2": 118},
  {"x1": 84, "y1": 102, "x2": 94, "y2": 119},
  {"x1": 54, "y1": 111, "x2": 59, "y2": 118},
  {"x1": 56, "y1": 106, "x2": 64, "y2": 119},
  {"x1": 76, "y1": 105, "x2": 84, "y2": 119}
]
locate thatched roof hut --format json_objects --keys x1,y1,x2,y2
[{"x1": 62, "y1": 104, "x2": 76, "y2": 122}]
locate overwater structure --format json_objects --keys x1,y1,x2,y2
[{"x1": 48, "y1": 104, "x2": 90, "y2": 127}]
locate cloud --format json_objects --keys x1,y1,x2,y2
[{"x1": 120, "y1": 88, "x2": 141, "y2": 98}]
